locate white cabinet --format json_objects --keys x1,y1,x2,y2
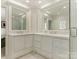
[
  {"x1": 14, "y1": 36, "x2": 25, "y2": 52},
  {"x1": 34, "y1": 35, "x2": 41, "y2": 41},
  {"x1": 34, "y1": 35, "x2": 53, "y2": 53},
  {"x1": 34, "y1": 41, "x2": 40, "y2": 48},
  {"x1": 9, "y1": 35, "x2": 33, "y2": 58},
  {"x1": 33, "y1": 35, "x2": 69, "y2": 59},
  {"x1": 13, "y1": 35, "x2": 33, "y2": 52},
  {"x1": 34, "y1": 35, "x2": 41, "y2": 48},
  {"x1": 25, "y1": 35, "x2": 32, "y2": 48},
  {"x1": 33, "y1": 35, "x2": 53, "y2": 59},
  {"x1": 52, "y1": 38, "x2": 69, "y2": 59},
  {"x1": 41, "y1": 36, "x2": 52, "y2": 53}
]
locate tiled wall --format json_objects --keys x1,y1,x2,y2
[{"x1": 33, "y1": 34, "x2": 69, "y2": 59}]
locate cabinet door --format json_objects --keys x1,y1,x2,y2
[
  {"x1": 52, "y1": 39, "x2": 69, "y2": 59},
  {"x1": 34, "y1": 41, "x2": 41, "y2": 48},
  {"x1": 34, "y1": 35, "x2": 41, "y2": 48},
  {"x1": 25, "y1": 35, "x2": 32, "y2": 48},
  {"x1": 14, "y1": 36, "x2": 25, "y2": 52},
  {"x1": 41, "y1": 36, "x2": 52, "y2": 53}
]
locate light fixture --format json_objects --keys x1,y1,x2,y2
[
  {"x1": 38, "y1": 0, "x2": 42, "y2": 4},
  {"x1": 56, "y1": 0, "x2": 60, "y2": 2},
  {"x1": 26, "y1": 0, "x2": 30, "y2": 3},
  {"x1": 45, "y1": 23, "x2": 47, "y2": 30},
  {"x1": 19, "y1": 13, "x2": 23, "y2": 15},
  {"x1": 8, "y1": 0, "x2": 29, "y2": 9},
  {"x1": 44, "y1": 13, "x2": 48, "y2": 16},
  {"x1": 41, "y1": 2, "x2": 52, "y2": 9},
  {"x1": 46, "y1": 11, "x2": 50, "y2": 14},
  {"x1": 63, "y1": 6, "x2": 66, "y2": 8},
  {"x1": 22, "y1": 15, "x2": 26, "y2": 18}
]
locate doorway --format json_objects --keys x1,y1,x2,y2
[{"x1": 1, "y1": 7, "x2": 6, "y2": 59}]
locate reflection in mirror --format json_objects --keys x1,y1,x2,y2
[
  {"x1": 44, "y1": 16, "x2": 48, "y2": 30},
  {"x1": 48, "y1": 20, "x2": 52, "y2": 30},
  {"x1": 12, "y1": 7, "x2": 26, "y2": 30},
  {"x1": 43, "y1": 0, "x2": 69, "y2": 31}
]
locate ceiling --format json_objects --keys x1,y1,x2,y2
[
  {"x1": 1, "y1": 0, "x2": 69, "y2": 15},
  {"x1": 43, "y1": 0, "x2": 69, "y2": 16}
]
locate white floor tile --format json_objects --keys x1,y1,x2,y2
[{"x1": 18, "y1": 53, "x2": 46, "y2": 59}]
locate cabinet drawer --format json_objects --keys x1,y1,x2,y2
[
  {"x1": 34, "y1": 35, "x2": 41, "y2": 41},
  {"x1": 34, "y1": 41, "x2": 40, "y2": 48}
]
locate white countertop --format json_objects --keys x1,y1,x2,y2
[
  {"x1": 35, "y1": 33, "x2": 69, "y2": 38},
  {"x1": 8, "y1": 33, "x2": 69, "y2": 39}
]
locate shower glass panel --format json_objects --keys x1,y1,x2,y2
[{"x1": 12, "y1": 7, "x2": 26, "y2": 30}]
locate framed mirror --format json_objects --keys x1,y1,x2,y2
[
  {"x1": 43, "y1": 15, "x2": 69, "y2": 30},
  {"x1": 42, "y1": 0, "x2": 69, "y2": 34},
  {"x1": 12, "y1": 7, "x2": 26, "y2": 30}
]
